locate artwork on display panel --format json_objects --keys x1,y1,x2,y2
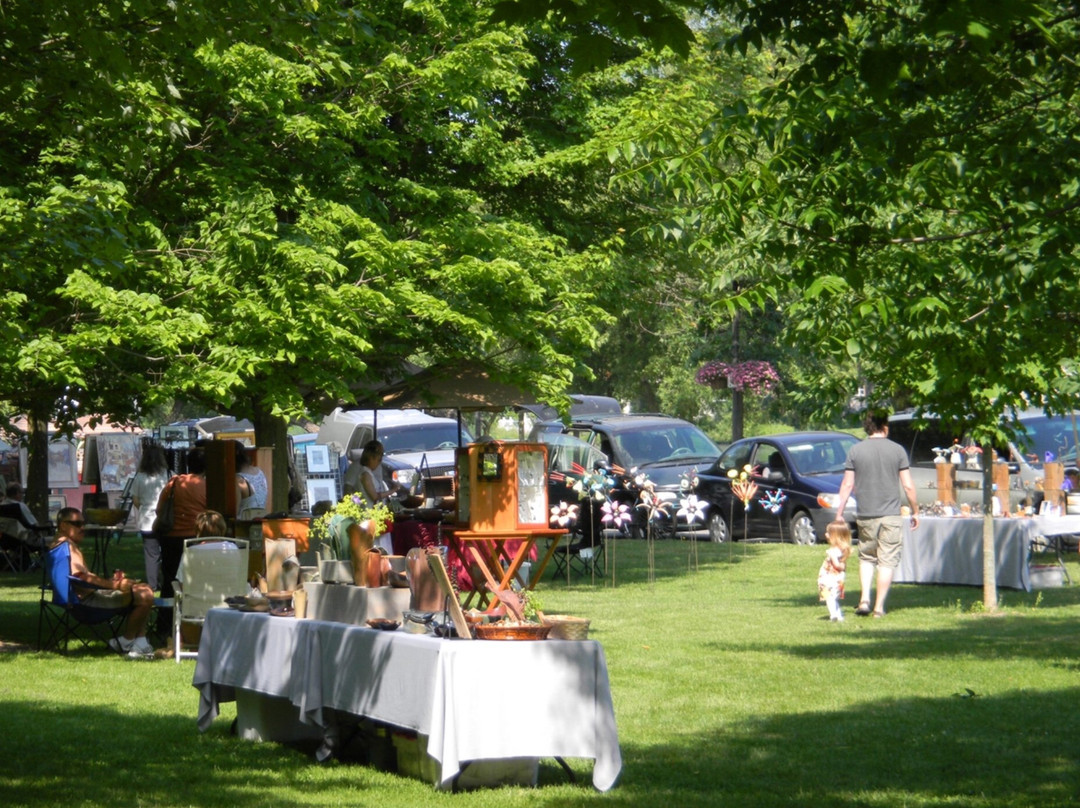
[
  {"x1": 305, "y1": 444, "x2": 332, "y2": 474},
  {"x1": 159, "y1": 425, "x2": 190, "y2": 444},
  {"x1": 306, "y1": 478, "x2": 338, "y2": 510},
  {"x1": 47, "y1": 440, "x2": 80, "y2": 488},
  {"x1": 96, "y1": 433, "x2": 141, "y2": 491}
]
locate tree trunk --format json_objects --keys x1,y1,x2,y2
[
  {"x1": 730, "y1": 310, "x2": 744, "y2": 441},
  {"x1": 252, "y1": 403, "x2": 291, "y2": 515},
  {"x1": 26, "y1": 401, "x2": 51, "y2": 524},
  {"x1": 731, "y1": 390, "x2": 744, "y2": 442},
  {"x1": 981, "y1": 443, "x2": 998, "y2": 611}
]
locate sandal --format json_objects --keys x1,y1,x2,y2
[
  {"x1": 872, "y1": 610, "x2": 885, "y2": 618},
  {"x1": 855, "y1": 603, "x2": 871, "y2": 616}
]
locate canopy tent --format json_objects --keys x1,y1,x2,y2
[{"x1": 360, "y1": 361, "x2": 535, "y2": 413}]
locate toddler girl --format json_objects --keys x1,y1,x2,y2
[{"x1": 818, "y1": 521, "x2": 851, "y2": 622}]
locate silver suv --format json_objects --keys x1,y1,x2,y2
[{"x1": 888, "y1": 409, "x2": 1080, "y2": 508}]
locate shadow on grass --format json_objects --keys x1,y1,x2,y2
[
  {"x1": 0, "y1": 698, "x2": 399, "y2": 807},
  {"x1": 603, "y1": 685, "x2": 1080, "y2": 808}
]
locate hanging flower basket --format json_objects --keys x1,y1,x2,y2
[
  {"x1": 695, "y1": 360, "x2": 779, "y2": 396},
  {"x1": 695, "y1": 361, "x2": 729, "y2": 390}
]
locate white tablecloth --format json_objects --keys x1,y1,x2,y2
[
  {"x1": 897, "y1": 517, "x2": 1034, "y2": 590},
  {"x1": 193, "y1": 609, "x2": 622, "y2": 791}
]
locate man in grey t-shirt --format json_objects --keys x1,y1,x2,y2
[{"x1": 835, "y1": 410, "x2": 920, "y2": 617}]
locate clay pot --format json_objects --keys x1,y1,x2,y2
[
  {"x1": 406, "y1": 547, "x2": 445, "y2": 611},
  {"x1": 347, "y1": 520, "x2": 376, "y2": 587}
]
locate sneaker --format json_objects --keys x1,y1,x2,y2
[
  {"x1": 108, "y1": 636, "x2": 134, "y2": 654},
  {"x1": 127, "y1": 637, "x2": 155, "y2": 658}
]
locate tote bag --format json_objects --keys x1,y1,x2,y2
[{"x1": 152, "y1": 477, "x2": 176, "y2": 537}]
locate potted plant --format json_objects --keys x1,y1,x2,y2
[{"x1": 312, "y1": 494, "x2": 393, "y2": 586}]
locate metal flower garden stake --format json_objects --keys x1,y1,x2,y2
[
  {"x1": 601, "y1": 498, "x2": 632, "y2": 586},
  {"x1": 636, "y1": 473, "x2": 672, "y2": 585},
  {"x1": 548, "y1": 500, "x2": 579, "y2": 585},
  {"x1": 729, "y1": 465, "x2": 758, "y2": 555},
  {"x1": 677, "y1": 493, "x2": 707, "y2": 571},
  {"x1": 758, "y1": 489, "x2": 787, "y2": 544}
]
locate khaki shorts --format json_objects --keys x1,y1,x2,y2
[
  {"x1": 856, "y1": 515, "x2": 903, "y2": 568},
  {"x1": 78, "y1": 588, "x2": 131, "y2": 609}
]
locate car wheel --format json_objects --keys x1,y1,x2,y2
[
  {"x1": 708, "y1": 512, "x2": 730, "y2": 543},
  {"x1": 789, "y1": 510, "x2": 818, "y2": 545}
]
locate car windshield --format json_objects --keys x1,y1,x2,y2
[
  {"x1": 1010, "y1": 414, "x2": 1080, "y2": 465},
  {"x1": 378, "y1": 423, "x2": 474, "y2": 453},
  {"x1": 613, "y1": 425, "x2": 720, "y2": 467},
  {"x1": 783, "y1": 437, "x2": 858, "y2": 475}
]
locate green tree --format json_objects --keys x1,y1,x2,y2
[
  {"x1": 1, "y1": 1, "x2": 611, "y2": 511},
  {"x1": 497, "y1": 0, "x2": 1080, "y2": 608}
]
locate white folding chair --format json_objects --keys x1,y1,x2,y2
[{"x1": 173, "y1": 537, "x2": 249, "y2": 663}]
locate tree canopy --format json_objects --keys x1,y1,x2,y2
[{"x1": 1, "y1": 1, "x2": 613, "y2": 428}]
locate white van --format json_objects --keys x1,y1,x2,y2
[
  {"x1": 317, "y1": 408, "x2": 474, "y2": 498},
  {"x1": 888, "y1": 409, "x2": 1080, "y2": 508}
]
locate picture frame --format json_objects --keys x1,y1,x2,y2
[
  {"x1": 159, "y1": 425, "x2": 190, "y2": 444},
  {"x1": 305, "y1": 443, "x2": 332, "y2": 474},
  {"x1": 47, "y1": 439, "x2": 80, "y2": 488},
  {"x1": 96, "y1": 433, "x2": 140, "y2": 492},
  {"x1": 305, "y1": 478, "x2": 337, "y2": 510},
  {"x1": 47, "y1": 495, "x2": 67, "y2": 523}
]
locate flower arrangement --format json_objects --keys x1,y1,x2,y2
[
  {"x1": 312, "y1": 494, "x2": 393, "y2": 559},
  {"x1": 696, "y1": 360, "x2": 779, "y2": 396}
]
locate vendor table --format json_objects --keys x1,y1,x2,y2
[
  {"x1": 897, "y1": 517, "x2": 1035, "y2": 590},
  {"x1": 193, "y1": 608, "x2": 621, "y2": 791}
]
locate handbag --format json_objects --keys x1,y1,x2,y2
[{"x1": 152, "y1": 477, "x2": 176, "y2": 537}]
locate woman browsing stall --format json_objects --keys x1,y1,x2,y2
[{"x1": 350, "y1": 439, "x2": 402, "y2": 555}]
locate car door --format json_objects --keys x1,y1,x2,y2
[
  {"x1": 697, "y1": 440, "x2": 752, "y2": 533},
  {"x1": 746, "y1": 441, "x2": 788, "y2": 539}
]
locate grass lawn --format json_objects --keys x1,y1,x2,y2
[{"x1": 2, "y1": 533, "x2": 1079, "y2": 807}]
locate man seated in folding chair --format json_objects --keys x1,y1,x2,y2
[{"x1": 54, "y1": 508, "x2": 156, "y2": 658}]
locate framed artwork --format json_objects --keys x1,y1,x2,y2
[
  {"x1": 47, "y1": 495, "x2": 67, "y2": 522},
  {"x1": 306, "y1": 478, "x2": 338, "y2": 510},
  {"x1": 305, "y1": 443, "x2": 332, "y2": 473},
  {"x1": 159, "y1": 425, "x2": 190, "y2": 443},
  {"x1": 96, "y1": 433, "x2": 140, "y2": 491},
  {"x1": 47, "y1": 439, "x2": 79, "y2": 488}
]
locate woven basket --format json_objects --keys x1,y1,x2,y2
[
  {"x1": 542, "y1": 615, "x2": 590, "y2": 641},
  {"x1": 473, "y1": 623, "x2": 551, "y2": 641}
]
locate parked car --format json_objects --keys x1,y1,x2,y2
[
  {"x1": 888, "y1": 408, "x2": 1080, "y2": 509},
  {"x1": 695, "y1": 431, "x2": 859, "y2": 545},
  {"x1": 530, "y1": 414, "x2": 722, "y2": 537}
]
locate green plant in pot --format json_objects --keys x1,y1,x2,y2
[{"x1": 312, "y1": 494, "x2": 393, "y2": 586}]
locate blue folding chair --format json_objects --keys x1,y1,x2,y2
[{"x1": 37, "y1": 541, "x2": 130, "y2": 653}]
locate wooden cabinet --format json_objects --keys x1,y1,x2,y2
[{"x1": 455, "y1": 442, "x2": 549, "y2": 532}]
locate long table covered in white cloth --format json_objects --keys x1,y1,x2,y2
[
  {"x1": 897, "y1": 517, "x2": 1035, "y2": 590},
  {"x1": 193, "y1": 608, "x2": 622, "y2": 791}
]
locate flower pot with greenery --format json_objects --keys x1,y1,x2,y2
[{"x1": 312, "y1": 495, "x2": 393, "y2": 587}]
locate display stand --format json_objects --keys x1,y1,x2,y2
[{"x1": 447, "y1": 442, "x2": 566, "y2": 610}]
